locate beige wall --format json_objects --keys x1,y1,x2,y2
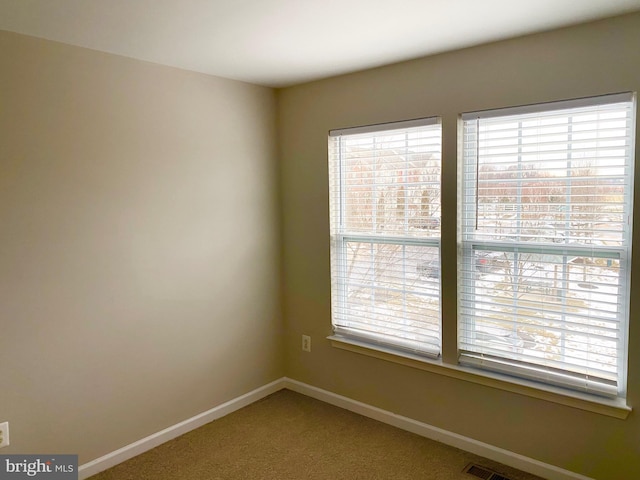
[
  {"x1": 278, "y1": 13, "x2": 640, "y2": 480},
  {"x1": 3, "y1": 11, "x2": 640, "y2": 479},
  {"x1": 0, "y1": 31, "x2": 283, "y2": 462}
]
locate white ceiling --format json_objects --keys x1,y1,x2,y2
[{"x1": 1, "y1": 0, "x2": 640, "y2": 87}]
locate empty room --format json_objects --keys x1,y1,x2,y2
[{"x1": 1, "y1": 1, "x2": 640, "y2": 479}]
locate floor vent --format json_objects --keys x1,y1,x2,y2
[{"x1": 463, "y1": 463, "x2": 512, "y2": 480}]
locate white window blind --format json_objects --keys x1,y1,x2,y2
[
  {"x1": 460, "y1": 93, "x2": 635, "y2": 397},
  {"x1": 329, "y1": 118, "x2": 442, "y2": 358}
]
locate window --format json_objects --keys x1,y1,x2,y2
[
  {"x1": 460, "y1": 93, "x2": 635, "y2": 398},
  {"x1": 328, "y1": 118, "x2": 442, "y2": 358}
]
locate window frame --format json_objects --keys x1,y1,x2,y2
[
  {"x1": 327, "y1": 93, "x2": 636, "y2": 415},
  {"x1": 328, "y1": 117, "x2": 443, "y2": 359},
  {"x1": 458, "y1": 92, "x2": 635, "y2": 400}
]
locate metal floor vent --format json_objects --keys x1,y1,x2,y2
[{"x1": 463, "y1": 463, "x2": 512, "y2": 480}]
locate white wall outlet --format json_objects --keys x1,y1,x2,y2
[
  {"x1": 0, "y1": 422, "x2": 9, "y2": 448},
  {"x1": 302, "y1": 335, "x2": 311, "y2": 352}
]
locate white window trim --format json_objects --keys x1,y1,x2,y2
[
  {"x1": 328, "y1": 117, "x2": 443, "y2": 359},
  {"x1": 459, "y1": 93, "x2": 635, "y2": 400},
  {"x1": 460, "y1": 92, "x2": 632, "y2": 121},
  {"x1": 326, "y1": 93, "x2": 636, "y2": 416},
  {"x1": 330, "y1": 116, "x2": 440, "y2": 137}
]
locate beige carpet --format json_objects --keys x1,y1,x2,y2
[{"x1": 89, "y1": 389, "x2": 544, "y2": 480}]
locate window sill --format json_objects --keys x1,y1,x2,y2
[{"x1": 328, "y1": 335, "x2": 631, "y2": 420}]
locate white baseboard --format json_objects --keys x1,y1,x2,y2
[
  {"x1": 78, "y1": 378, "x2": 284, "y2": 479},
  {"x1": 78, "y1": 376, "x2": 592, "y2": 480},
  {"x1": 283, "y1": 377, "x2": 593, "y2": 480}
]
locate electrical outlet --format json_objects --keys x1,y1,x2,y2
[
  {"x1": 0, "y1": 422, "x2": 9, "y2": 448},
  {"x1": 302, "y1": 335, "x2": 311, "y2": 352}
]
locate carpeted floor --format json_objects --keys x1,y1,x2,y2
[{"x1": 89, "y1": 389, "x2": 544, "y2": 480}]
